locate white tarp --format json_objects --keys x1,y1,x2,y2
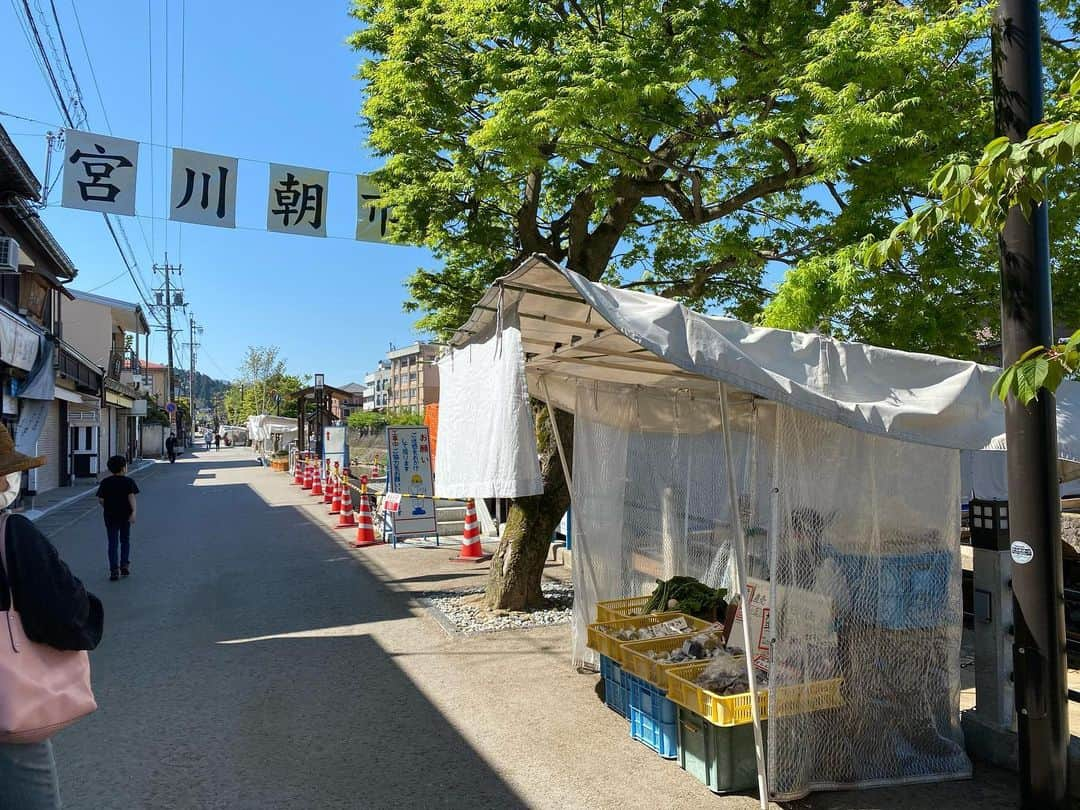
[
  {"x1": 435, "y1": 321, "x2": 543, "y2": 498},
  {"x1": 245, "y1": 414, "x2": 297, "y2": 443},
  {"x1": 448, "y1": 255, "x2": 1080, "y2": 463}
]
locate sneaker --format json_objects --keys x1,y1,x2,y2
[
  {"x1": 120, "y1": 566, "x2": 130, "y2": 577},
  {"x1": 109, "y1": 570, "x2": 119, "y2": 581}
]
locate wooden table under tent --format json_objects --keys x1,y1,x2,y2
[{"x1": 431, "y1": 254, "x2": 1080, "y2": 806}]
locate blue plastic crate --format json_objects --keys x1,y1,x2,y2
[
  {"x1": 628, "y1": 674, "x2": 678, "y2": 758},
  {"x1": 600, "y1": 655, "x2": 630, "y2": 718},
  {"x1": 829, "y1": 549, "x2": 952, "y2": 630}
]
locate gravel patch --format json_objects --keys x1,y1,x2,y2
[{"x1": 420, "y1": 581, "x2": 574, "y2": 634}]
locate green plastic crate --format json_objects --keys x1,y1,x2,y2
[{"x1": 677, "y1": 708, "x2": 765, "y2": 794}]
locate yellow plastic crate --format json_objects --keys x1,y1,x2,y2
[
  {"x1": 666, "y1": 661, "x2": 843, "y2": 727},
  {"x1": 620, "y1": 626, "x2": 727, "y2": 691},
  {"x1": 595, "y1": 596, "x2": 652, "y2": 622},
  {"x1": 586, "y1": 613, "x2": 711, "y2": 665}
]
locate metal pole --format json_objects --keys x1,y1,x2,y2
[
  {"x1": 719, "y1": 384, "x2": 768, "y2": 809},
  {"x1": 993, "y1": 2, "x2": 1068, "y2": 806}
]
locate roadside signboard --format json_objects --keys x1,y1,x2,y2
[
  {"x1": 385, "y1": 426, "x2": 437, "y2": 541},
  {"x1": 165, "y1": 402, "x2": 177, "y2": 414}
]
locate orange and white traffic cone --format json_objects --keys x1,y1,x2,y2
[
  {"x1": 337, "y1": 483, "x2": 356, "y2": 527},
  {"x1": 353, "y1": 487, "x2": 380, "y2": 547},
  {"x1": 311, "y1": 466, "x2": 324, "y2": 497},
  {"x1": 329, "y1": 478, "x2": 342, "y2": 515},
  {"x1": 302, "y1": 462, "x2": 313, "y2": 490},
  {"x1": 452, "y1": 499, "x2": 491, "y2": 562},
  {"x1": 293, "y1": 458, "x2": 304, "y2": 486},
  {"x1": 323, "y1": 474, "x2": 335, "y2": 505}
]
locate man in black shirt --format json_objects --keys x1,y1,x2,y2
[
  {"x1": 95, "y1": 455, "x2": 140, "y2": 581},
  {"x1": 165, "y1": 432, "x2": 177, "y2": 463}
]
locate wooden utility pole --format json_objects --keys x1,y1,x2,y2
[{"x1": 993, "y1": 2, "x2": 1069, "y2": 806}]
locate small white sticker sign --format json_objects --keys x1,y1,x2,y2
[
  {"x1": 383, "y1": 492, "x2": 402, "y2": 513},
  {"x1": 1011, "y1": 540, "x2": 1034, "y2": 565}
]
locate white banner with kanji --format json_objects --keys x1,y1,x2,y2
[
  {"x1": 266, "y1": 163, "x2": 328, "y2": 237},
  {"x1": 169, "y1": 148, "x2": 238, "y2": 228},
  {"x1": 61, "y1": 130, "x2": 139, "y2": 216},
  {"x1": 355, "y1": 174, "x2": 395, "y2": 243}
]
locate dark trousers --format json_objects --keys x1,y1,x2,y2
[{"x1": 105, "y1": 521, "x2": 131, "y2": 572}]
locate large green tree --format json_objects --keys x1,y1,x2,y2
[{"x1": 349, "y1": 0, "x2": 1057, "y2": 609}]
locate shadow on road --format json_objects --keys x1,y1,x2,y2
[{"x1": 47, "y1": 457, "x2": 530, "y2": 809}]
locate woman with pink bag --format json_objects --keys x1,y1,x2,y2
[{"x1": 0, "y1": 425, "x2": 102, "y2": 809}]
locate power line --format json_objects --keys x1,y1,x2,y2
[
  {"x1": 146, "y1": 0, "x2": 156, "y2": 262},
  {"x1": 67, "y1": 0, "x2": 110, "y2": 132}
]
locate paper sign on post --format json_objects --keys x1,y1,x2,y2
[{"x1": 384, "y1": 492, "x2": 402, "y2": 513}]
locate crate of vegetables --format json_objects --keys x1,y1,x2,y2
[
  {"x1": 586, "y1": 613, "x2": 712, "y2": 665},
  {"x1": 641, "y1": 576, "x2": 728, "y2": 623},
  {"x1": 666, "y1": 659, "x2": 843, "y2": 728},
  {"x1": 595, "y1": 596, "x2": 652, "y2": 622},
  {"x1": 620, "y1": 625, "x2": 727, "y2": 691}
]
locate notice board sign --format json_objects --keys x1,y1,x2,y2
[{"x1": 386, "y1": 426, "x2": 437, "y2": 538}]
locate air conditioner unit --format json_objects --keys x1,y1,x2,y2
[{"x1": 0, "y1": 237, "x2": 20, "y2": 273}]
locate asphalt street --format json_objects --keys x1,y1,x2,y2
[{"x1": 42, "y1": 448, "x2": 525, "y2": 810}]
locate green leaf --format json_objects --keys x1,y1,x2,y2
[
  {"x1": 1018, "y1": 345, "x2": 1048, "y2": 362},
  {"x1": 983, "y1": 137, "x2": 1011, "y2": 162},
  {"x1": 992, "y1": 366, "x2": 1016, "y2": 402}
]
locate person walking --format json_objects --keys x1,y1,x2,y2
[
  {"x1": 0, "y1": 425, "x2": 103, "y2": 809},
  {"x1": 95, "y1": 456, "x2": 140, "y2": 582},
  {"x1": 213, "y1": 433, "x2": 221, "y2": 451},
  {"x1": 204, "y1": 428, "x2": 212, "y2": 451},
  {"x1": 165, "y1": 432, "x2": 177, "y2": 464}
]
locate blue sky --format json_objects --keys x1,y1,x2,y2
[{"x1": 2, "y1": 0, "x2": 434, "y2": 387}]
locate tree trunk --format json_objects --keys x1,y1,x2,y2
[{"x1": 484, "y1": 401, "x2": 573, "y2": 610}]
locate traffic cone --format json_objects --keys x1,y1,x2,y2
[
  {"x1": 452, "y1": 499, "x2": 491, "y2": 562},
  {"x1": 302, "y1": 462, "x2": 313, "y2": 490},
  {"x1": 311, "y1": 467, "x2": 323, "y2": 497},
  {"x1": 337, "y1": 483, "x2": 356, "y2": 528},
  {"x1": 353, "y1": 491, "x2": 380, "y2": 547},
  {"x1": 329, "y1": 478, "x2": 342, "y2": 515},
  {"x1": 323, "y1": 474, "x2": 335, "y2": 505},
  {"x1": 293, "y1": 459, "x2": 304, "y2": 486}
]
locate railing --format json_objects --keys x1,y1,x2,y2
[{"x1": 57, "y1": 342, "x2": 102, "y2": 393}]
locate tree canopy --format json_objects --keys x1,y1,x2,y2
[{"x1": 350, "y1": 0, "x2": 1076, "y2": 359}]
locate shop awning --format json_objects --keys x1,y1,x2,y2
[{"x1": 447, "y1": 254, "x2": 1080, "y2": 463}]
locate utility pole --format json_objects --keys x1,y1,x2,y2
[
  {"x1": 153, "y1": 261, "x2": 185, "y2": 434},
  {"x1": 993, "y1": 2, "x2": 1068, "y2": 807},
  {"x1": 188, "y1": 314, "x2": 201, "y2": 435}
]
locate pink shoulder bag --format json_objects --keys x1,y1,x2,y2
[{"x1": 0, "y1": 513, "x2": 97, "y2": 743}]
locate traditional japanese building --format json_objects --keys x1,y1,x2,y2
[{"x1": 0, "y1": 122, "x2": 100, "y2": 495}]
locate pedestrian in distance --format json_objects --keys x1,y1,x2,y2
[
  {"x1": 204, "y1": 428, "x2": 212, "y2": 451},
  {"x1": 214, "y1": 433, "x2": 221, "y2": 451},
  {"x1": 165, "y1": 432, "x2": 177, "y2": 464},
  {"x1": 0, "y1": 425, "x2": 102, "y2": 810},
  {"x1": 95, "y1": 456, "x2": 140, "y2": 582}
]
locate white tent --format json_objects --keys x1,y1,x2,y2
[
  {"x1": 246, "y1": 414, "x2": 298, "y2": 457},
  {"x1": 436, "y1": 255, "x2": 1080, "y2": 803}
]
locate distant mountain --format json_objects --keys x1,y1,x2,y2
[{"x1": 191, "y1": 371, "x2": 230, "y2": 409}]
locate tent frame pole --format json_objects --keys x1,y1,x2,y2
[{"x1": 719, "y1": 383, "x2": 770, "y2": 809}]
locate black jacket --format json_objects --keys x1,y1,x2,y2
[{"x1": 0, "y1": 514, "x2": 103, "y2": 651}]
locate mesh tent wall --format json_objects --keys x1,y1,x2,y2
[{"x1": 437, "y1": 255, "x2": 1080, "y2": 800}]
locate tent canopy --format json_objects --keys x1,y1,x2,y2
[{"x1": 448, "y1": 254, "x2": 1080, "y2": 464}]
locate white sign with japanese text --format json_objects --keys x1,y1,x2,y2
[
  {"x1": 267, "y1": 163, "x2": 328, "y2": 237},
  {"x1": 355, "y1": 175, "x2": 396, "y2": 243},
  {"x1": 169, "y1": 148, "x2": 238, "y2": 228},
  {"x1": 61, "y1": 130, "x2": 139, "y2": 216},
  {"x1": 386, "y1": 426, "x2": 436, "y2": 538}
]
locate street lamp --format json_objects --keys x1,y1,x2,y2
[{"x1": 314, "y1": 374, "x2": 325, "y2": 458}]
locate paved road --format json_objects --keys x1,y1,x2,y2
[{"x1": 44, "y1": 449, "x2": 525, "y2": 810}]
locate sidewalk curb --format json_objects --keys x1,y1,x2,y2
[{"x1": 26, "y1": 459, "x2": 157, "y2": 522}]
